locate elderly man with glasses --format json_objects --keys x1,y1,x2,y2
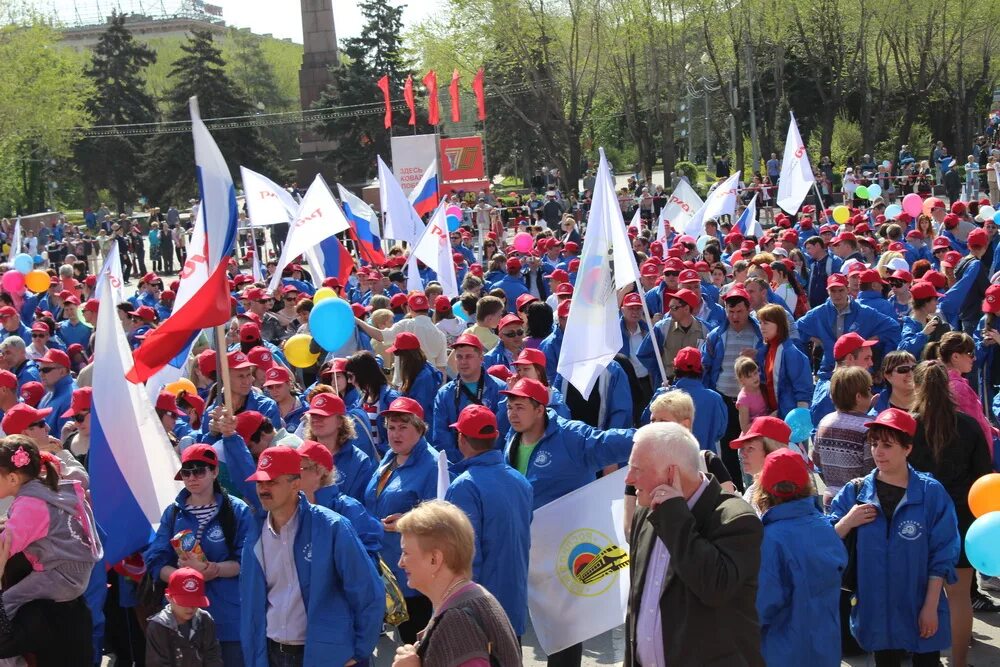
[{"x1": 35, "y1": 349, "x2": 76, "y2": 435}]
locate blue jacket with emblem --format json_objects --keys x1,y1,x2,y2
[
  {"x1": 828, "y1": 466, "x2": 959, "y2": 653},
  {"x1": 240, "y1": 493, "x2": 384, "y2": 666},
  {"x1": 314, "y1": 484, "x2": 384, "y2": 560},
  {"x1": 700, "y1": 319, "x2": 762, "y2": 391},
  {"x1": 431, "y1": 370, "x2": 506, "y2": 462},
  {"x1": 144, "y1": 490, "x2": 253, "y2": 642},
  {"x1": 757, "y1": 497, "x2": 847, "y2": 667},
  {"x1": 796, "y1": 298, "x2": 901, "y2": 380},
  {"x1": 363, "y1": 437, "x2": 439, "y2": 597},
  {"x1": 444, "y1": 450, "x2": 533, "y2": 635},
  {"x1": 332, "y1": 443, "x2": 376, "y2": 505},
  {"x1": 400, "y1": 363, "x2": 444, "y2": 425},
  {"x1": 503, "y1": 410, "x2": 635, "y2": 510}
]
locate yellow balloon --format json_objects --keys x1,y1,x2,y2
[
  {"x1": 24, "y1": 270, "x2": 51, "y2": 293},
  {"x1": 312, "y1": 287, "x2": 337, "y2": 304},
  {"x1": 284, "y1": 333, "x2": 320, "y2": 368},
  {"x1": 832, "y1": 206, "x2": 850, "y2": 224},
  {"x1": 164, "y1": 379, "x2": 197, "y2": 396}
]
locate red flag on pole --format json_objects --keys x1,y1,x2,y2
[
  {"x1": 449, "y1": 69, "x2": 461, "y2": 123},
  {"x1": 423, "y1": 70, "x2": 440, "y2": 125},
  {"x1": 472, "y1": 68, "x2": 486, "y2": 121},
  {"x1": 376, "y1": 75, "x2": 392, "y2": 129},
  {"x1": 404, "y1": 75, "x2": 416, "y2": 126}
]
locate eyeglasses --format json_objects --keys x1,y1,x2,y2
[
  {"x1": 502, "y1": 329, "x2": 525, "y2": 338},
  {"x1": 31, "y1": 333, "x2": 47, "y2": 339},
  {"x1": 889, "y1": 280, "x2": 906, "y2": 288},
  {"x1": 891, "y1": 365, "x2": 914, "y2": 374},
  {"x1": 283, "y1": 296, "x2": 296, "y2": 301},
  {"x1": 664, "y1": 271, "x2": 679, "y2": 278},
  {"x1": 39, "y1": 367, "x2": 59, "y2": 374},
  {"x1": 71, "y1": 411, "x2": 89, "y2": 422},
  {"x1": 28, "y1": 420, "x2": 47, "y2": 430},
  {"x1": 179, "y1": 466, "x2": 210, "y2": 479},
  {"x1": 669, "y1": 304, "x2": 688, "y2": 311},
  {"x1": 256, "y1": 299, "x2": 273, "y2": 304},
  {"x1": 933, "y1": 249, "x2": 947, "y2": 255}
]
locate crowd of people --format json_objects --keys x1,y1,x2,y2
[{"x1": 0, "y1": 157, "x2": 998, "y2": 667}]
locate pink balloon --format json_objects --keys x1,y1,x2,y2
[
  {"x1": 1, "y1": 270, "x2": 24, "y2": 294},
  {"x1": 513, "y1": 232, "x2": 533, "y2": 254},
  {"x1": 902, "y1": 193, "x2": 923, "y2": 218}
]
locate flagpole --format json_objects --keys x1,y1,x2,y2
[
  {"x1": 214, "y1": 325, "x2": 234, "y2": 415},
  {"x1": 634, "y1": 289, "x2": 669, "y2": 388}
]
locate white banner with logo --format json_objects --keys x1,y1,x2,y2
[
  {"x1": 390, "y1": 134, "x2": 438, "y2": 196},
  {"x1": 528, "y1": 466, "x2": 630, "y2": 655}
]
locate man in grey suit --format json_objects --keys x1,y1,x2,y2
[{"x1": 624, "y1": 423, "x2": 764, "y2": 666}]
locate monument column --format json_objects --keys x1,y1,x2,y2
[{"x1": 297, "y1": 0, "x2": 339, "y2": 184}]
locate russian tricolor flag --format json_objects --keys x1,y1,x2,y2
[
  {"x1": 315, "y1": 234, "x2": 356, "y2": 286},
  {"x1": 408, "y1": 161, "x2": 440, "y2": 218},
  {"x1": 735, "y1": 193, "x2": 763, "y2": 238},
  {"x1": 338, "y1": 183, "x2": 386, "y2": 265},
  {"x1": 127, "y1": 98, "x2": 237, "y2": 383},
  {"x1": 90, "y1": 271, "x2": 183, "y2": 564}
]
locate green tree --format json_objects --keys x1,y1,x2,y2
[
  {"x1": 74, "y1": 11, "x2": 157, "y2": 212},
  {"x1": 141, "y1": 30, "x2": 283, "y2": 205},
  {"x1": 316, "y1": 0, "x2": 430, "y2": 184}
]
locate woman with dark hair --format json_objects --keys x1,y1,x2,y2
[
  {"x1": 302, "y1": 391, "x2": 375, "y2": 503},
  {"x1": 755, "y1": 304, "x2": 813, "y2": 419},
  {"x1": 912, "y1": 360, "x2": 993, "y2": 663},
  {"x1": 930, "y1": 331, "x2": 995, "y2": 457},
  {"x1": 872, "y1": 350, "x2": 917, "y2": 412},
  {"x1": 769, "y1": 260, "x2": 804, "y2": 317},
  {"x1": 830, "y1": 408, "x2": 959, "y2": 667},
  {"x1": 389, "y1": 333, "x2": 443, "y2": 425},
  {"x1": 523, "y1": 301, "x2": 554, "y2": 350},
  {"x1": 480, "y1": 238, "x2": 498, "y2": 265},
  {"x1": 345, "y1": 350, "x2": 400, "y2": 455},
  {"x1": 755, "y1": 450, "x2": 846, "y2": 667},
  {"x1": 144, "y1": 444, "x2": 253, "y2": 667}
]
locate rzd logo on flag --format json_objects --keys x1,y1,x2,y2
[{"x1": 556, "y1": 528, "x2": 629, "y2": 597}]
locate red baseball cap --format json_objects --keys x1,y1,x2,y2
[
  {"x1": 434, "y1": 295, "x2": 452, "y2": 313},
  {"x1": 235, "y1": 411, "x2": 267, "y2": 443},
  {"x1": 408, "y1": 292, "x2": 430, "y2": 311},
  {"x1": 665, "y1": 288, "x2": 699, "y2": 310},
  {"x1": 941, "y1": 251, "x2": 962, "y2": 268},
  {"x1": 730, "y1": 416, "x2": 791, "y2": 449},
  {"x1": 984, "y1": 284, "x2": 1000, "y2": 314},
  {"x1": 554, "y1": 282, "x2": 574, "y2": 297},
  {"x1": 673, "y1": 347, "x2": 703, "y2": 374},
  {"x1": 544, "y1": 269, "x2": 569, "y2": 282},
  {"x1": 239, "y1": 323, "x2": 262, "y2": 344},
  {"x1": 246, "y1": 346, "x2": 274, "y2": 370},
  {"x1": 487, "y1": 364, "x2": 514, "y2": 382},
  {"x1": 931, "y1": 237, "x2": 951, "y2": 251},
  {"x1": 386, "y1": 331, "x2": 421, "y2": 355},
  {"x1": 83, "y1": 299, "x2": 99, "y2": 314},
  {"x1": 60, "y1": 386, "x2": 92, "y2": 418},
  {"x1": 830, "y1": 232, "x2": 856, "y2": 245},
  {"x1": 174, "y1": 444, "x2": 220, "y2": 480},
  {"x1": 379, "y1": 396, "x2": 425, "y2": 420},
  {"x1": 557, "y1": 299, "x2": 572, "y2": 318},
  {"x1": 0, "y1": 370, "x2": 15, "y2": 392},
  {"x1": 859, "y1": 269, "x2": 886, "y2": 285},
  {"x1": 263, "y1": 365, "x2": 292, "y2": 387},
  {"x1": 498, "y1": 314, "x2": 523, "y2": 331},
  {"x1": 227, "y1": 351, "x2": 256, "y2": 370},
  {"x1": 927, "y1": 197, "x2": 946, "y2": 211},
  {"x1": 1, "y1": 403, "x2": 53, "y2": 435},
  {"x1": 864, "y1": 407, "x2": 917, "y2": 437},
  {"x1": 943, "y1": 213, "x2": 960, "y2": 229},
  {"x1": 506, "y1": 258, "x2": 522, "y2": 272},
  {"x1": 19, "y1": 382, "x2": 44, "y2": 407},
  {"x1": 298, "y1": 440, "x2": 333, "y2": 471},
  {"x1": 450, "y1": 333, "x2": 484, "y2": 351},
  {"x1": 167, "y1": 568, "x2": 210, "y2": 608},
  {"x1": 910, "y1": 280, "x2": 945, "y2": 301},
  {"x1": 155, "y1": 391, "x2": 185, "y2": 417},
  {"x1": 622, "y1": 293, "x2": 643, "y2": 308},
  {"x1": 663, "y1": 258, "x2": 685, "y2": 272},
  {"x1": 922, "y1": 270, "x2": 947, "y2": 289},
  {"x1": 196, "y1": 349, "x2": 217, "y2": 378},
  {"x1": 677, "y1": 269, "x2": 700, "y2": 284},
  {"x1": 500, "y1": 377, "x2": 549, "y2": 406},
  {"x1": 450, "y1": 404, "x2": 499, "y2": 439},
  {"x1": 128, "y1": 305, "x2": 157, "y2": 323},
  {"x1": 640, "y1": 262, "x2": 660, "y2": 278},
  {"x1": 968, "y1": 228, "x2": 988, "y2": 249},
  {"x1": 724, "y1": 285, "x2": 751, "y2": 304},
  {"x1": 827, "y1": 274, "x2": 849, "y2": 289},
  {"x1": 515, "y1": 294, "x2": 538, "y2": 312},
  {"x1": 389, "y1": 293, "x2": 408, "y2": 309},
  {"x1": 176, "y1": 391, "x2": 205, "y2": 416},
  {"x1": 512, "y1": 347, "x2": 547, "y2": 368},
  {"x1": 906, "y1": 230, "x2": 925, "y2": 240},
  {"x1": 890, "y1": 270, "x2": 913, "y2": 283},
  {"x1": 951, "y1": 201, "x2": 967, "y2": 215},
  {"x1": 759, "y1": 449, "x2": 810, "y2": 499},
  {"x1": 306, "y1": 393, "x2": 346, "y2": 417},
  {"x1": 568, "y1": 259, "x2": 580, "y2": 272},
  {"x1": 0, "y1": 307, "x2": 17, "y2": 319},
  {"x1": 38, "y1": 349, "x2": 70, "y2": 370},
  {"x1": 246, "y1": 446, "x2": 303, "y2": 481},
  {"x1": 30, "y1": 322, "x2": 49, "y2": 334},
  {"x1": 564, "y1": 241, "x2": 580, "y2": 253},
  {"x1": 833, "y1": 332, "x2": 876, "y2": 361}
]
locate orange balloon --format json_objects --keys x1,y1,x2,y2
[
  {"x1": 24, "y1": 270, "x2": 50, "y2": 294},
  {"x1": 969, "y1": 473, "x2": 1000, "y2": 518}
]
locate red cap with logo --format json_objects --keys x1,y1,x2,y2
[
  {"x1": 246, "y1": 346, "x2": 274, "y2": 370},
  {"x1": 622, "y1": 292, "x2": 643, "y2": 308},
  {"x1": 515, "y1": 294, "x2": 538, "y2": 312},
  {"x1": 759, "y1": 449, "x2": 811, "y2": 499},
  {"x1": 910, "y1": 280, "x2": 945, "y2": 301},
  {"x1": 677, "y1": 269, "x2": 700, "y2": 284},
  {"x1": 167, "y1": 568, "x2": 210, "y2": 608},
  {"x1": 730, "y1": 416, "x2": 792, "y2": 449},
  {"x1": 498, "y1": 314, "x2": 523, "y2": 331},
  {"x1": 129, "y1": 305, "x2": 157, "y2": 323},
  {"x1": 38, "y1": 349, "x2": 70, "y2": 370},
  {"x1": 968, "y1": 228, "x2": 988, "y2": 249},
  {"x1": 544, "y1": 269, "x2": 569, "y2": 282},
  {"x1": 666, "y1": 288, "x2": 699, "y2": 310},
  {"x1": 859, "y1": 269, "x2": 886, "y2": 285},
  {"x1": 983, "y1": 284, "x2": 1000, "y2": 314},
  {"x1": 307, "y1": 393, "x2": 346, "y2": 417},
  {"x1": 19, "y1": 382, "x2": 44, "y2": 407},
  {"x1": 500, "y1": 378, "x2": 549, "y2": 406},
  {"x1": 512, "y1": 347, "x2": 547, "y2": 368},
  {"x1": 1, "y1": 403, "x2": 53, "y2": 435},
  {"x1": 725, "y1": 285, "x2": 751, "y2": 304},
  {"x1": 263, "y1": 365, "x2": 292, "y2": 386},
  {"x1": 235, "y1": 411, "x2": 267, "y2": 444},
  {"x1": 450, "y1": 333, "x2": 484, "y2": 351},
  {"x1": 0, "y1": 370, "x2": 15, "y2": 392},
  {"x1": 673, "y1": 347, "x2": 703, "y2": 374},
  {"x1": 833, "y1": 332, "x2": 876, "y2": 360},
  {"x1": 864, "y1": 407, "x2": 917, "y2": 437},
  {"x1": 246, "y1": 446, "x2": 303, "y2": 481},
  {"x1": 554, "y1": 282, "x2": 574, "y2": 297},
  {"x1": 941, "y1": 250, "x2": 962, "y2": 268},
  {"x1": 408, "y1": 292, "x2": 430, "y2": 312},
  {"x1": 387, "y1": 331, "x2": 421, "y2": 355},
  {"x1": 174, "y1": 444, "x2": 220, "y2": 480},
  {"x1": 379, "y1": 396, "x2": 425, "y2": 420},
  {"x1": 487, "y1": 364, "x2": 514, "y2": 382},
  {"x1": 827, "y1": 274, "x2": 849, "y2": 289},
  {"x1": 298, "y1": 440, "x2": 333, "y2": 471},
  {"x1": 450, "y1": 404, "x2": 499, "y2": 439},
  {"x1": 60, "y1": 386, "x2": 92, "y2": 418},
  {"x1": 227, "y1": 351, "x2": 256, "y2": 370},
  {"x1": 931, "y1": 237, "x2": 951, "y2": 250},
  {"x1": 557, "y1": 299, "x2": 572, "y2": 318}
]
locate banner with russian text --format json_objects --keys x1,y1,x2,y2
[{"x1": 390, "y1": 134, "x2": 438, "y2": 197}]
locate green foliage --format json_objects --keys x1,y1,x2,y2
[
  {"x1": 674, "y1": 161, "x2": 701, "y2": 186},
  {"x1": 807, "y1": 116, "x2": 861, "y2": 169}
]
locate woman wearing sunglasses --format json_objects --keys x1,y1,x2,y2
[
  {"x1": 483, "y1": 313, "x2": 525, "y2": 371},
  {"x1": 144, "y1": 444, "x2": 253, "y2": 667},
  {"x1": 872, "y1": 351, "x2": 917, "y2": 413}
]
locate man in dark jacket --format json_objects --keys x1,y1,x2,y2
[{"x1": 624, "y1": 422, "x2": 764, "y2": 666}]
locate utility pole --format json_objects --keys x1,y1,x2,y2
[
  {"x1": 745, "y1": 39, "x2": 760, "y2": 175},
  {"x1": 704, "y1": 81, "x2": 711, "y2": 171}
]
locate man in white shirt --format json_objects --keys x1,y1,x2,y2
[{"x1": 356, "y1": 291, "x2": 449, "y2": 373}]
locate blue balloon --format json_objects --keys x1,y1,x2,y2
[
  {"x1": 784, "y1": 407, "x2": 812, "y2": 443},
  {"x1": 882, "y1": 160, "x2": 891, "y2": 169},
  {"x1": 993, "y1": 210, "x2": 1000, "y2": 225},
  {"x1": 308, "y1": 298, "x2": 355, "y2": 352},
  {"x1": 966, "y1": 512, "x2": 1000, "y2": 576},
  {"x1": 884, "y1": 204, "x2": 902, "y2": 220},
  {"x1": 13, "y1": 253, "x2": 32, "y2": 274},
  {"x1": 867, "y1": 184, "x2": 882, "y2": 199},
  {"x1": 452, "y1": 301, "x2": 470, "y2": 322}
]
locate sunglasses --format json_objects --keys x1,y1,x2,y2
[
  {"x1": 283, "y1": 296, "x2": 296, "y2": 301},
  {"x1": 31, "y1": 333, "x2": 47, "y2": 339},
  {"x1": 72, "y1": 412, "x2": 89, "y2": 422},
  {"x1": 179, "y1": 466, "x2": 210, "y2": 479},
  {"x1": 669, "y1": 304, "x2": 688, "y2": 311},
  {"x1": 502, "y1": 329, "x2": 525, "y2": 338},
  {"x1": 28, "y1": 420, "x2": 47, "y2": 430},
  {"x1": 256, "y1": 299, "x2": 273, "y2": 304},
  {"x1": 664, "y1": 271, "x2": 679, "y2": 278},
  {"x1": 39, "y1": 367, "x2": 60, "y2": 374},
  {"x1": 891, "y1": 365, "x2": 914, "y2": 374},
  {"x1": 889, "y1": 280, "x2": 906, "y2": 288},
  {"x1": 933, "y1": 249, "x2": 947, "y2": 255}
]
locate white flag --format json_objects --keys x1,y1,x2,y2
[
  {"x1": 627, "y1": 208, "x2": 642, "y2": 235},
  {"x1": 776, "y1": 112, "x2": 815, "y2": 214},
  {"x1": 378, "y1": 155, "x2": 425, "y2": 244},
  {"x1": 436, "y1": 450, "x2": 449, "y2": 501},
  {"x1": 8, "y1": 217, "x2": 21, "y2": 263},
  {"x1": 412, "y1": 202, "x2": 459, "y2": 298},
  {"x1": 240, "y1": 166, "x2": 298, "y2": 226},
  {"x1": 95, "y1": 239, "x2": 125, "y2": 305},
  {"x1": 528, "y1": 467, "x2": 630, "y2": 655},
  {"x1": 658, "y1": 178, "x2": 703, "y2": 245},
  {"x1": 684, "y1": 171, "x2": 741, "y2": 238},
  {"x1": 267, "y1": 174, "x2": 350, "y2": 292},
  {"x1": 557, "y1": 148, "x2": 639, "y2": 397}
]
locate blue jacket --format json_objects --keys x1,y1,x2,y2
[
  {"x1": 796, "y1": 299, "x2": 901, "y2": 380},
  {"x1": 400, "y1": 363, "x2": 443, "y2": 426},
  {"x1": 56, "y1": 320, "x2": 92, "y2": 349},
  {"x1": 488, "y1": 275, "x2": 530, "y2": 313},
  {"x1": 39, "y1": 374, "x2": 75, "y2": 434},
  {"x1": 828, "y1": 467, "x2": 959, "y2": 653},
  {"x1": 810, "y1": 380, "x2": 834, "y2": 428},
  {"x1": 314, "y1": 484, "x2": 384, "y2": 560},
  {"x1": 213, "y1": 434, "x2": 261, "y2": 513},
  {"x1": 144, "y1": 491, "x2": 253, "y2": 642},
  {"x1": 484, "y1": 341, "x2": 518, "y2": 370},
  {"x1": 757, "y1": 497, "x2": 846, "y2": 667},
  {"x1": 11, "y1": 358, "x2": 39, "y2": 392},
  {"x1": 281, "y1": 395, "x2": 309, "y2": 434},
  {"x1": 1, "y1": 323, "x2": 31, "y2": 347},
  {"x1": 431, "y1": 370, "x2": 506, "y2": 462},
  {"x1": 445, "y1": 450, "x2": 533, "y2": 635},
  {"x1": 640, "y1": 379, "x2": 727, "y2": 453},
  {"x1": 503, "y1": 411, "x2": 635, "y2": 509},
  {"x1": 701, "y1": 319, "x2": 762, "y2": 391},
  {"x1": 538, "y1": 327, "x2": 564, "y2": 383},
  {"x1": 806, "y1": 253, "x2": 844, "y2": 308},
  {"x1": 756, "y1": 339, "x2": 814, "y2": 420},
  {"x1": 332, "y1": 443, "x2": 376, "y2": 505},
  {"x1": 618, "y1": 318, "x2": 649, "y2": 359},
  {"x1": 240, "y1": 493, "x2": 384, "y2": 666},
  {"x1": 938, "y1": 259, "x2": 979, "y2": 330},
  {"x1": 556, "y1": 359, "x2": 634, "y2": 430},
  {"x1": 363, "y1": 437, "x2": 439, "y2": 597},
  {"x1": 856, "y1": 290, "x2": 897, "y2": 322},
  {"x1": 898, "y1": 316, "x2": 929, "y2": 358},
  {"x1": 643, "y1": 282, "x2": 670, "y2": 316},
  {"x1": 697, "y1": 299, "x2": 727, "y2": 332},
  {"x1": 637, "y1": 315, "x2": 711, "y2": 387},
  {"x1": 495, "y1": 387, "x2": 571, "y2": 442}
]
